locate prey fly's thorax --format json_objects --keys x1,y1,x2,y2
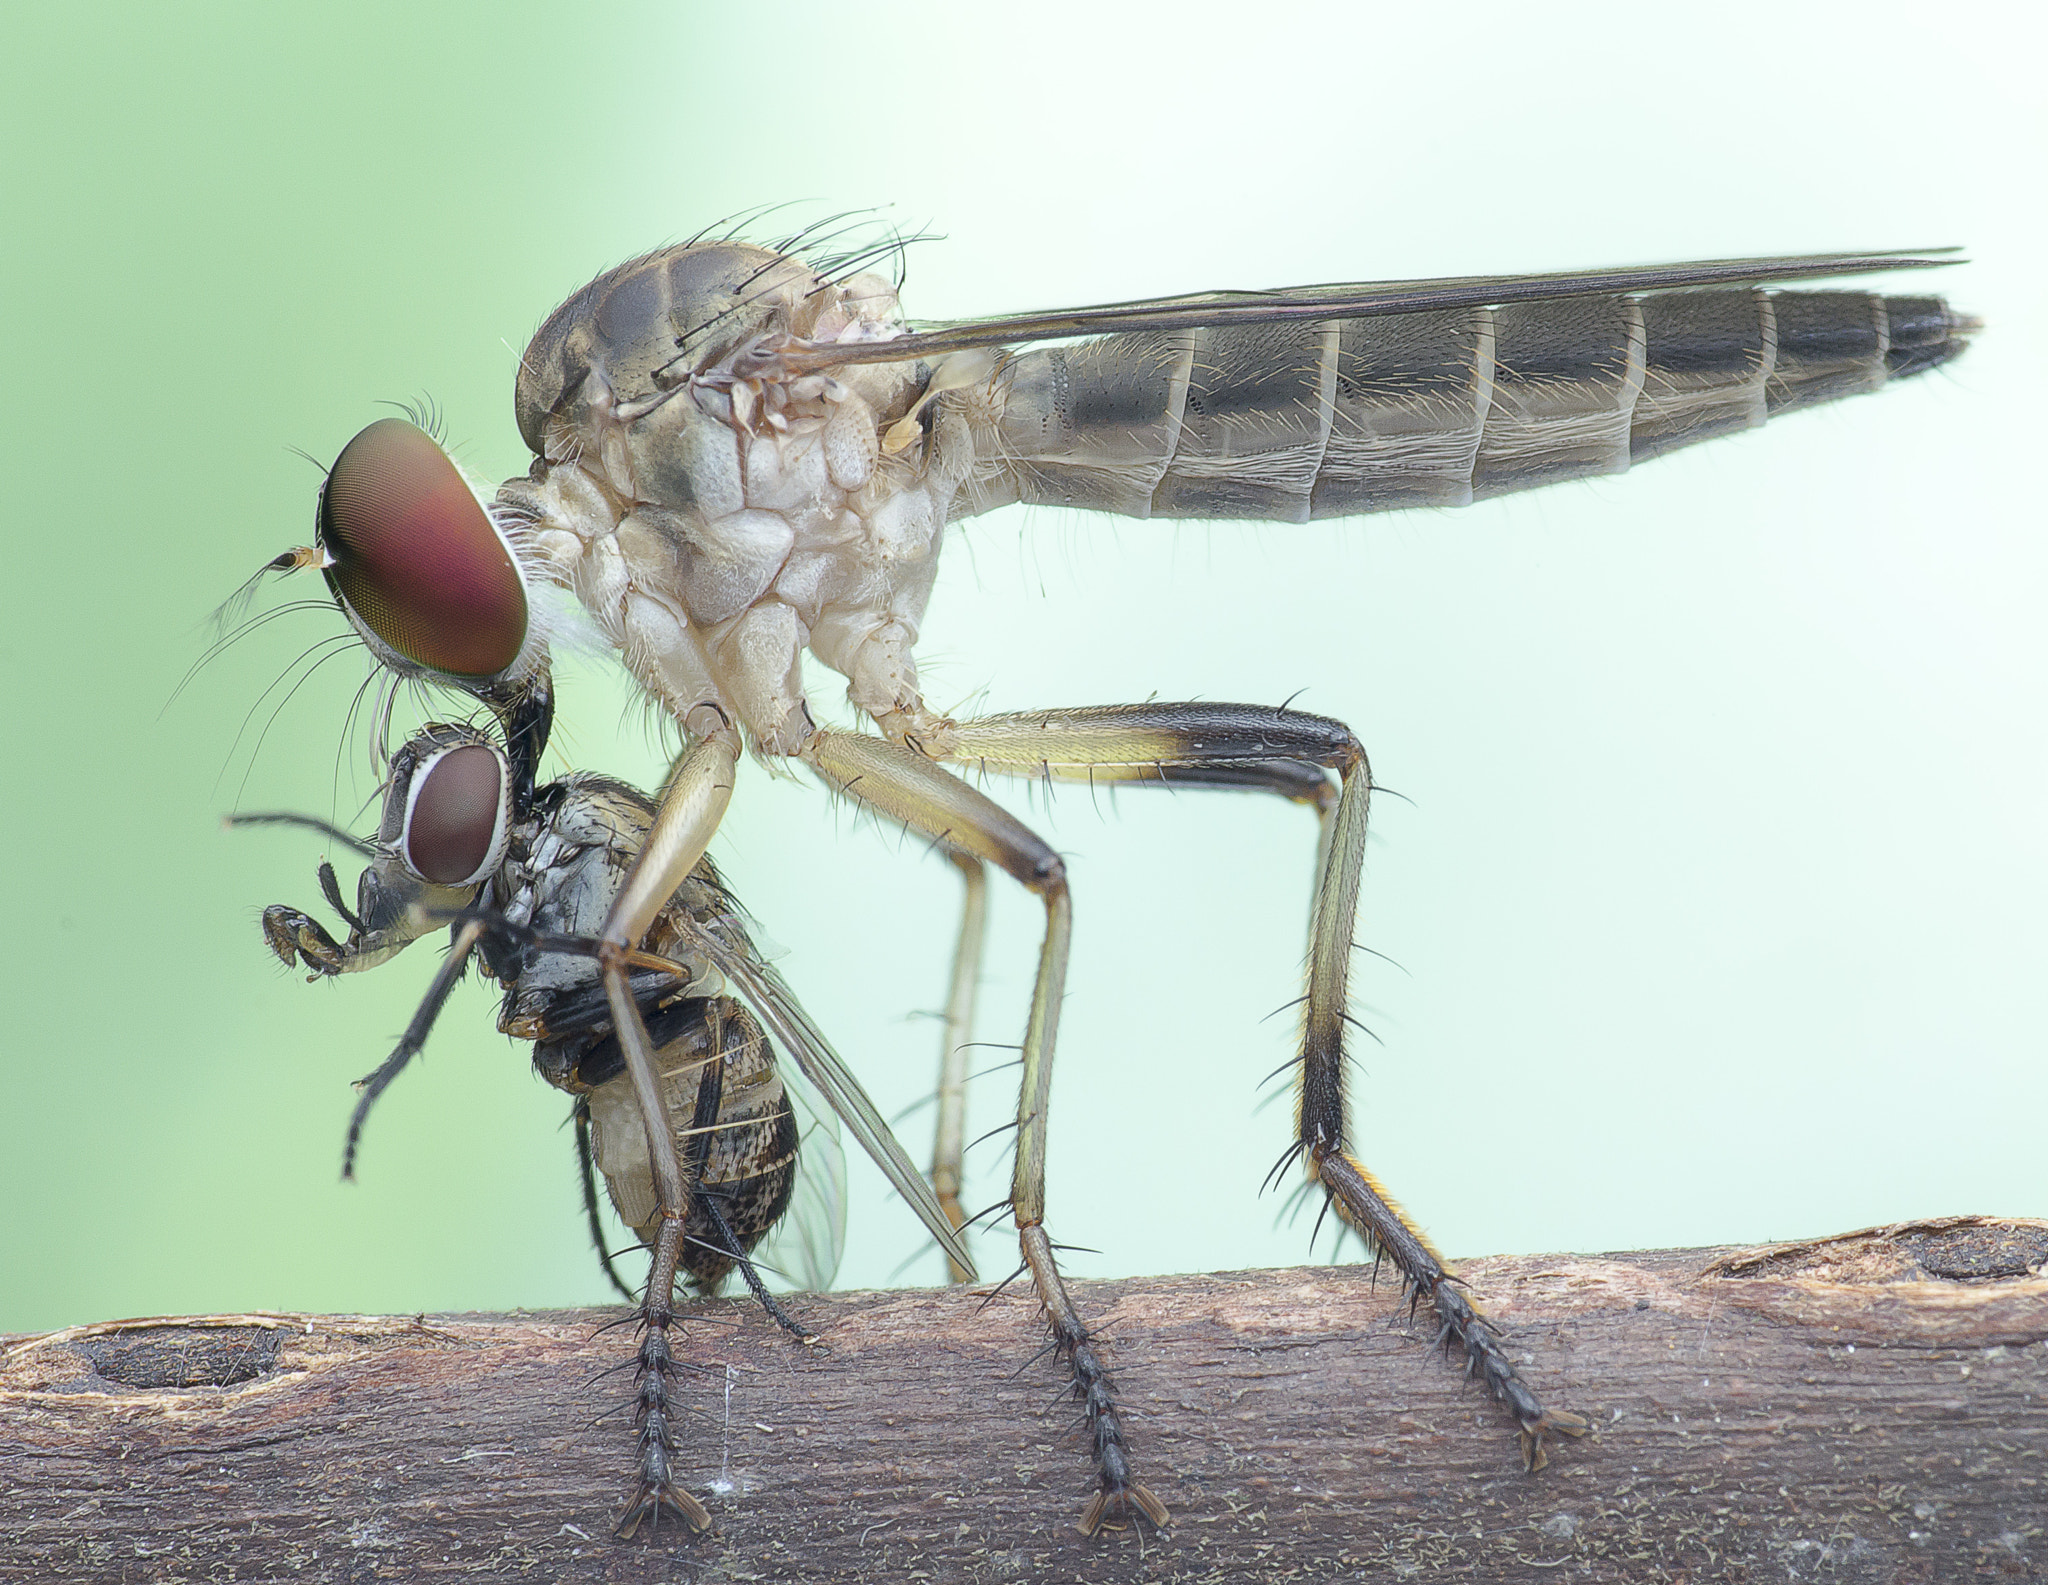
[{"x1": 488, "y1": 771, "x2": 724, "y2": 1049}]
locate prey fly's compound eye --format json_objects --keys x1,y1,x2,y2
[
  {"x1": 318, "y1": 418, "x2": 529, "y2": 683},
  {"x1": 399, "y1": 740, "x2": 511, "y2": 887}
]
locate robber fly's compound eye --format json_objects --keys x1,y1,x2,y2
[
  {"x1": 318, "y1": 418, "x2": 529, "y2": 683},
  {"x1": 399, "y1": 741, "x2": 512, "y2": 887}
]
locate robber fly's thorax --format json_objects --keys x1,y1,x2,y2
[{"x1": 494, "y1": 243, "x2": 980, "y2": 755}]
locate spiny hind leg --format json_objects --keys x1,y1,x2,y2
[
  {"x1": 1304, "y1": 1146, "x2": 1591, "y2": 1466},
  {"x1": 804, "y1": 729, "x2": 1165, "y2": 1533},
  {"x1": 930, "y1": 700, "x2": 1589, "y2": 1467}
]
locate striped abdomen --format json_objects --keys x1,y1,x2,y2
[
  {"x1": 580, "y1": 995, "x2": 799, "y2": 1292},
  {"x1": 973, "y1": 288, "x2": 1973, "y2": 522}
]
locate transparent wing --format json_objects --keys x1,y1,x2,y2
[
  {"x1": 752, "y1": 1053, "x2": 847, "y2": 1293},
  {"x1": 688, "y1": 909, "x2": 980, "y2": 1282},
  {"x1": 785, "y1": 248, "x2": 1965, "y2": 372}
]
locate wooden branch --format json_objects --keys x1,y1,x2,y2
[{"x1": 6, "y1": 1216, "x2": 2044, "y2": 1582}]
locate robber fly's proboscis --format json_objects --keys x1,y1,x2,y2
[
  {"x1": 242, "y1": 234, "x2": 1975, "y2": 1535},
  {"x1": 235, "y1": 698, "x2": 973, "y2": 1534}
]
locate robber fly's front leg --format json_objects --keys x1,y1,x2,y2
[
  {"x1": 596, "y1": 715, "x2": 740, "y2": 1540},
  {"x1": 802, "y1": 731, "x2": 1166, "y2": 1535},
  {"x1": 926, "y1": 702, "x2": 1592, "y2": 1469}
]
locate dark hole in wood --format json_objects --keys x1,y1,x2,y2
[
  {"x1": 1905, "y1": 1225, "x2": 2048, "y2": 1282},
  {"x1": 1712, "y1": 1219, "x2": 2048, "y2": 1285},
  {"x1": 80, "y1": 1325, "x2": 281, "y2": 1389}
]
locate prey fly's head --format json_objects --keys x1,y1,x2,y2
[
  {"x1": 376, "y1": 723, "x2": 517, "y2": 893},
  {"x1": 240, "y1": 719, "x2": 522, "y2": 983}
]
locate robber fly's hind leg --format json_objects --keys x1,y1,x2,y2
[
  {"x1": 934, "y1": 851, "x2": 988, "y2": 1282},
  {"x1": 803, "y1": 731, "x2": 1166, "y2": 1535},
  {"x1": 599, "y1": 720, "x2": 742, "y2": 1540},
  {"x1": 930, "y1": 702, "x2": 1592, "y2": 1469}
]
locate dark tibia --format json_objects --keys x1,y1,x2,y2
[{"x1": 697, "y1": 1193, "x2": 817, "y2": 1344}]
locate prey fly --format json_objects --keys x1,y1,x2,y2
[{"x1": 238, "y1": 692, "x2": 968, "y2": 1533}]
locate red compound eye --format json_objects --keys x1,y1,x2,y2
[
  {"x1": 318, "y1": 418, "x2": 528, "y2": 682},
  {"x1": 401, "y1": 741, "x2": 509, "y2": 887}
]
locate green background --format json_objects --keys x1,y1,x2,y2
[{"x1": 2, "y1": 1, "x2": 2041, "y2": 1336}]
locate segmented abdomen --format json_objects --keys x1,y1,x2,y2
[
  {"x1": 976, "y1": 289, "x2": 1972, "y2": 522},
  {"x1": 580, "y1": 996, "x2": 799, "y2": 1292}
]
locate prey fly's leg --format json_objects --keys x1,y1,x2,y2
[
  {"x1": 695, "y1": 1189, "x2": 818, "y2": 1342},
  {"x1": 934, "y1": 851, "x2": 987, "y2": 1280},
  {"x1": 600, "y1": 716, "x2": 741, "y2": 1540},
  {"x1": 677, "y1": 1006, "x2": 818, "y2": 1345},
  {"x1": 928, "y1": 703, "x2": 1591, "y2": 1468},
  {"x1": 259, "y1": 893, "x2": 490, "y2": 1177},
  {"x1": 802, "y1": 731, "x2": 1166, "y2": 1534}
]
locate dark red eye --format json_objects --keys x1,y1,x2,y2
[
  {"x1": 318, "y1": 418, "x2": 529, "y2": 682},
  {"x1": 401, "y1": 742, "x2": 509, "y2": 886}
]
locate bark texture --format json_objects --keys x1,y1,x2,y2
[{"x1": 4, "y1": 1216, "x2": 2044, "y2": 1584}]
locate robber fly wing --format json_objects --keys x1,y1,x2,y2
[
  {"x1": 755, "y1": 1057, "x2": 848, "y2": 1293},
  {"x1": 689, "y1": 913, "x2": 980, "y2": 1282},
  {"x1": 789, "y1": 248, "x2": 1965, "y2": 370}
]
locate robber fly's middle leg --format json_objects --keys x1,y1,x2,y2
[
  {"x1": 933, "y1": 849, "x2": 987, "y2": 1281},
  {"x1": 597, "y1": 714, "x2": 741, "y2": 1540},
  {"x1": 925, "y1": 702, "x2": 1591, "y2": 1471},
  {"x1": 802, "y1": 731, "x2": 1166, "y2": 1535},
  {"x1": 920, "y1": 759, "x2": 1314, "y2": 1281}
]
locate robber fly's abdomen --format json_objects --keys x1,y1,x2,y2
[{"x1": 977, "y1": 289, "x2": 1974, "y2": 522}]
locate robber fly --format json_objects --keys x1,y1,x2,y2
[
  {"x1": 238, "y1": 695, "x2": 969, "y2": 1534},
  {"x1": 248, "y1": 233, "x2": 1974, "y2": 1533}
]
